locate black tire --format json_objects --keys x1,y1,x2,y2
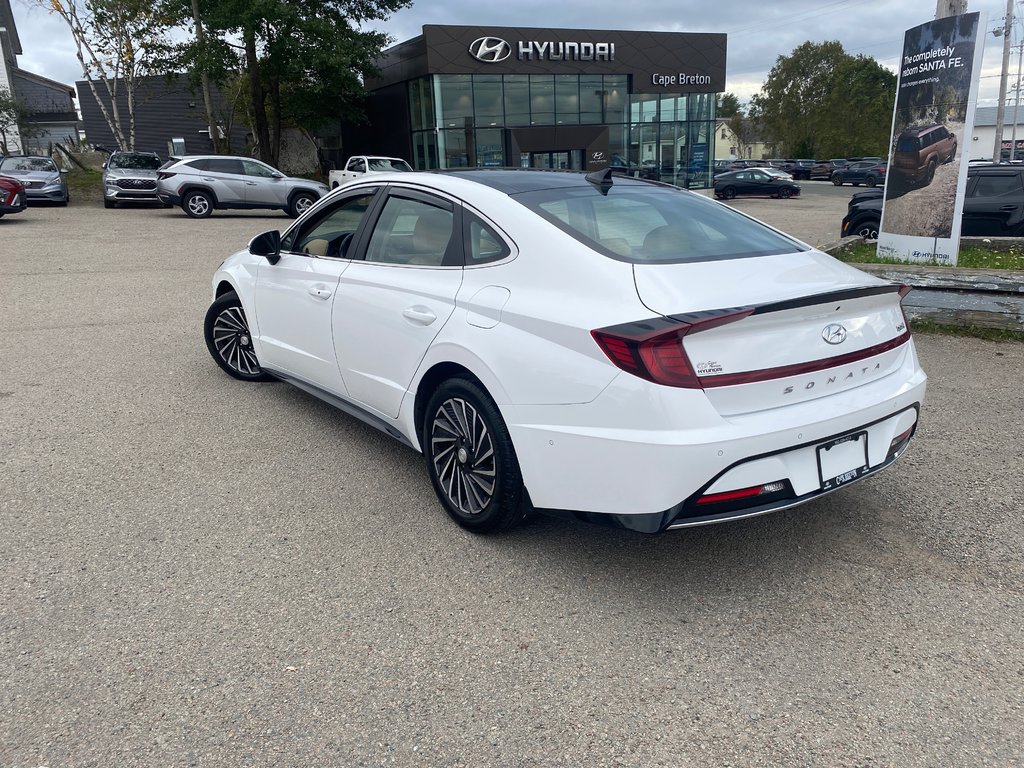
[
  {"x1": 925, "y1": 159, "x2": 937, "y2": 184},
  {"x1": 183, "y1": 189, "x2": 213, "y2": 218},
  {"x1": 722, "y1": 186, "x2": 736, "y2": 200},
  {"x1": 203, "y1": 291, "x2": 272, "y2": 381},
  {"x1": 423, "y1": 378, "x2": 528, "y2": 534},
  {"x1": 866, "y1": 175, "x2": 877, "y2": 187},
  {"x1": 103, "y1": 198, "x2": 115, "y2": 209},
  {"x1": 288, "y1": 192, "x2": 317, "y2": 218},
  {"x1": 855, "y1": 220, "x2": 880, "y2": 239},
  {"x1": 945, "y1": 145, "x2": 957, "y2": 164},
  {"x1": 831, "y1": 173, "x2": 844, "y2": 186},
  {"x1": 779, "y1": 187, "x2": 793, "y2": 199}
]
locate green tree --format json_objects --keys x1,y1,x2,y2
[
  {"x1": 749, "y1": 41, "x2": 895, "y2": 158},
  {"x1": 716, "y1": 91, "x2": 741, "y2": 117},
  {"x1": 818, "y1": 55, "x2": 897, "y2": 158},
  {"x1": 175, "y1": 0, "x2": 410, "y2": 165}
]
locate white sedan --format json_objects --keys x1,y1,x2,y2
[{"x1": 203, "y1": 169, "x2": 926, "y2": 534}]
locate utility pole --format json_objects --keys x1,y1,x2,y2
[
  {"x1": 935, "y1": 0, "x2": 967, "y2": 16},
  {"x1": 994, "y1": 0, "x2": 1015, "y2": 162},
  {"x1": 1011, "y1": 41, "x2": 1024, "y2": 161}
]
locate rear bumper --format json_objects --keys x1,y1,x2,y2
[
  {"x1": 509, "y1": 341, "x2": 927, "y2": 532},
  {"x1": 158, "y1": 191, "x2": 182, "y2": 206}
]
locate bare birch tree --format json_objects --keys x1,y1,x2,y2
[{"x1": 33, "y1": 0, "x2": 173, "y2": 150}]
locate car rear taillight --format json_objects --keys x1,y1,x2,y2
[
  {"x1": 591, "y1": 308, "x2": 754, "y2": 388},
  {"x1": 157, "y1": 171, "x2": 175, "y2": 180},
  {"x1": 697, "y1": 480, "x2": 787, "y2": 505}
]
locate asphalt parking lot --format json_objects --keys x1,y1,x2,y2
[{"x1": 2, "y1": 197, "x2": 1022, "y2": 766}]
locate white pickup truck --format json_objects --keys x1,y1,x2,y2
[{"x1": 328, "y1": 156, "x2": 414, "y2": 188}]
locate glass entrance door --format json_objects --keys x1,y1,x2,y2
[{"x1": 523, "y1": 150, "x2": 584, "y2": 170}]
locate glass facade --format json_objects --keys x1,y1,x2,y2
[{"x1": 406, "y1": 73, "x2": 715, "y2": 188}]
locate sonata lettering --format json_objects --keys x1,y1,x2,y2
[
  {"x1": 517, "y1": 41, "x2": 615, "y2": 61},
  {"x1": 781, "y1": 362, "x2": 882, "y2": 395}
]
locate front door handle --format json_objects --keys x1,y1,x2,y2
[
  {"x1": 402, "y1": 306, "x2": 436, "y2": 325},
  {"x1": 308, "y1": 284, "x2": 332, "y2": 300},
  {"x1": 1000, "y1": 205, "x2": 1017, "y2": 211},
  {"x1": 245, "y1": 181, "x2": 258, "y2": 186}
]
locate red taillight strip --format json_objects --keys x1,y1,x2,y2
[
  {"x1": 696, "y1": 485, "x2": 764, "y2": 505},
  {"x1": 699, "y1": 330, "x2": 912, "y2": 388}
]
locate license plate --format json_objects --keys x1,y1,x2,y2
[{"x1": 817, "y1": 431, "x2": 869, "y2": 491}]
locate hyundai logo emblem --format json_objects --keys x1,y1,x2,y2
[
  {"x1": 469, "y1": 37, "x2": 512, "y2": 63},
  {"x1": 822, "y1": 323, "x2": 848, "y2": 345}
]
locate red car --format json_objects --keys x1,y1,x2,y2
[{"x1": 0, "y1": 174, "x2": 28, "y2": 218}]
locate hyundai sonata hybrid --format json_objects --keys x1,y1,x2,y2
[{"x1": 204, "y1": 169, "x2": 926, "y2": 534}]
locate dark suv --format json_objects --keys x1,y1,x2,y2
[
  {"x1": 810, "y1": 159, "x2": 848, "y2": 180},
  {"x1": 890, "y1": 123, "x2": 957, "y2": 187},
  {"x1": 841, "y1": 164, "x2": 1024, "y2": 238}
]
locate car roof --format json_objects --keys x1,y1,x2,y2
[
  {"x1": 900, "y1": 124, "x2": 942, "y2": 135},
  {"x1": 428, "y1": 168, "x2": 658, "y2": 195}
]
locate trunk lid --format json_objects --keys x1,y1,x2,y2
[{"x1": 632, "y1": 251, "x2": 911, "y2": 415}]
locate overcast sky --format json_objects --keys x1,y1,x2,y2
[{"x1": 10, "y1": 0, "x2": 1024, "y2": 107}]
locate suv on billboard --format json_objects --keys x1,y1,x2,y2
[{"x1": 890, "y1": 124, "x2": 958, "y2": 187}]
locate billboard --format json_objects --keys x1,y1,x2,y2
[{"x1": 877, "y1": 12, "x2": 985, "y2": 265}]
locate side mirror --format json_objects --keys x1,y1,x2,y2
[
  {"x1": 271, "y1": 171, "x2": 284, "y2": 179},
  {"x1": 60, "y1": 168, "x2": 69, "y2": 174},
  {"x1": 101, "y1": 162, "x2": 107, "y2": 169},
  {"x1": 249, "y1": 230, "x2": 281, "y2": 264}
]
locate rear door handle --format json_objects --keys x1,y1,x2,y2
[
  {"x1": 1000, "y1": 205, "x2": 1017, "y2": 211},
  {"x1": 245, "y1": 181, "x2": 258, "y2": 186},
  {"x1": 402, "y1": 306, "x2": 436, "y2": 325},
  {"x1": 308, "y1": 284, "x2": 332, "y2": 300},
  {"x1": 202, "y1": 177, "x2": 215, "y2": 182}
]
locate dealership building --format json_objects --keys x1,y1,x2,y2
[{"x1": 351, "y1": 25, "x2": 727, "y2": 186}]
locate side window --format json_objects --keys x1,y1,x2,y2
[
  {"x1": 242, "y1": 160, "x2": 277, "y2": 178},
  {"x1": 971, "y1": 173, "x2": 1022, "y2": 198},
  {"x1": 185, "y1": 158, "x2": 209, "y2": 171},
  {"x1": 464, "y1": 212, "x2": 511, "y2": 264},
  {"x1": 206, "y1": 158, "x2": 243, "y2": 175},
  {"x1": 282, "y1": 190, "x2": 378, "y2": 257},
  {"x1": 364, "y1": 195, "x2": 456, "y2": 267},
  {"x1": 351, "y1": 159, "x2": 366, "y2": 173}
]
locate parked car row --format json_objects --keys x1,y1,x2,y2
[{"x1": 841, "y1": 163, "x2": 1024, "y2": 238}]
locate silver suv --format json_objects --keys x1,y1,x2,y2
[
  {"x1": 103, "y1": 151, "x2": 164, "y2": 208},
  {"x1": 156, "y1": 155, "x2": 329, "y2": 218}
]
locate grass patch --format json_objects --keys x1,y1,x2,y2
[
  {"x1": 64, "y1": 168, "x2": 103, "y2": 202},
  {"x1": 835, "y1": 241, "x2": 1024, "y2": 270},
  {"x1": 910, "y1": 318, "x2": 1024, "y2": 342}
]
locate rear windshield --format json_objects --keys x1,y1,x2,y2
[
  {"x1": 513, "y1": 184, "x2": 808, "y2": 264},
  {"x1": 368, "y1": 158, "x2": 412, "y2": 172},
  {"x1": 896, "y1": 136, "x2": 920, "y2": 152},
  {"x1": 109, "y1": 153, "x2": 162, "y2": 170}
]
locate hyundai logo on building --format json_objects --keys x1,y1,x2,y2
[
  {"x1": 469, "y1": 37, "x2": 512, "y2": 63},
  {"x1": 821, "y1": 323, "x2": 848, "y2": 345}
]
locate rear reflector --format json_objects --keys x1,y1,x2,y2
[
  {"x1": 697, "y1": 481, "x2": 787, "y2": 505},
  {"x1": 886, "y1": 426, "x2": 915, "y2": 459}
]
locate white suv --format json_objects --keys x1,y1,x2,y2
[{"x1": 156, "y1": 155, "x2": 328, "y2": 218}]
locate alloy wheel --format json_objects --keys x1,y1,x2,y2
[
  {"x1": 188, "y1": 194, "x2": 210, "y2": 216},
  {"x1": 430, "y1": 397, "x2": 497, "y2": 516},
  {"x1": 211, "y1": 305, "x2": 261, "y2": 376}
]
